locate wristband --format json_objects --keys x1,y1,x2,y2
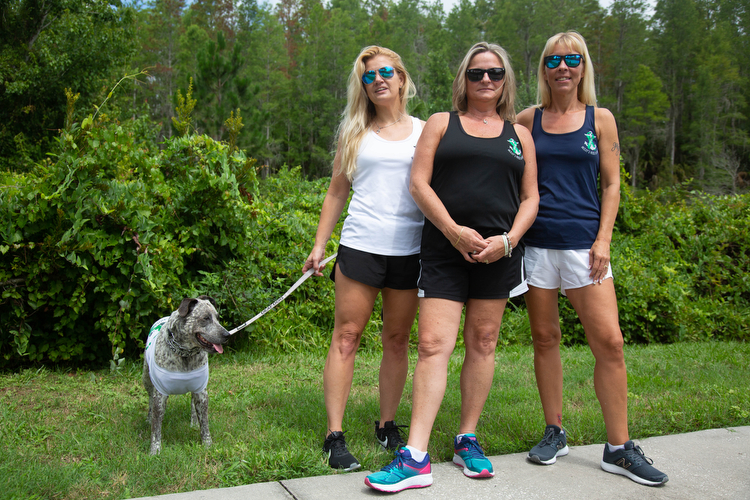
[{"x1": 504, "y1": 232, "x2": 513, "y2": 258}]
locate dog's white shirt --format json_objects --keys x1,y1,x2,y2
[{"x1": 145, "y1": 317, "x2": 209, "y2": 396}]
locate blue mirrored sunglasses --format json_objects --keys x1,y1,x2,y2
[
  {"x1": 544, "y1": 54, "x2": 583, "y2": 69},
  {"x1": 362, "y1": 66, "x2": 395, "y2": 85}
]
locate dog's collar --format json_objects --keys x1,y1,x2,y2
[{"x1": 166, "y1": 326, "x2": 202, "y2": 357}]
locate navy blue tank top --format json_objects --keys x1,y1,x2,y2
[
  {"x1": 421, "y1": 112, "x2": 526, "y2": 260},
  {"x1": 524, "y1": 105, "x2": 601, "y2": 249}
]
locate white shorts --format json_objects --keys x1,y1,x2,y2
[{"x1": 525, "y1": 247, "x2": 613, "y2": 296}]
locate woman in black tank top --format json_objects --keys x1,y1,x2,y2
[{"x1": 365, "y1": 42, "x2": 539, "y2": 492}]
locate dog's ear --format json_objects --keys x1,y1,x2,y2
[
  {"x1": 197, "y1": 295, "x2": 218, "y2": 309},
  {"x1": 177, "y1": 298, "x2": 199, "y2": 317}
]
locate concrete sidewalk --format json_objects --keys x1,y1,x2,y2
[{"x1": 133, "y1": 426, "x2": 749, "y2": 500}]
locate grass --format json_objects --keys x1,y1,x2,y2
[{"x1": 0, "y1": 341, "x2": 748, "y2": 499}]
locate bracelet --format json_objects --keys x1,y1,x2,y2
[
  {"x1": 454, "y1": 226, "x2": 465, "y2": 247},
  {"x1": 502, "y1": 234, "x2": 509, "y2": 257},
  {"x1": 504, "y1": 232, "x2": 513, "y2": 258}
]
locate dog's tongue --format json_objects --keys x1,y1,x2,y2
[{"x1": 213, "y1": 344, "x2": 224, "y2": 354}]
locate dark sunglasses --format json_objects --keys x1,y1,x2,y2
[
  {"x1": 362, "y1": 66, "x2": 395, "y2": 84},
  {"x1": 465, "y1": 67, "x2": 505, "y2": 82},
  {"x1": 544, "y1": 54, "x2": 584, "y2": 69}
]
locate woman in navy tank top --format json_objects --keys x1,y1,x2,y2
[{"x1": 517, "y1": 31, "x2": 668, "y2": 486}]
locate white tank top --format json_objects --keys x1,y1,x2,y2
[
  {"x1": 145, "y1": 317, "x2": 209, "y2": 396},
  {"x1": 340, "y1": 116, "x2": 424, "y2": 256}
]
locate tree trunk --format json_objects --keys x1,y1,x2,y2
[
  {"x1": 630, "y1": 147, "x2": 640, "y2": 189},
  {"x1": 668, "y1": 107, "x2": 676, "y2": 185}
]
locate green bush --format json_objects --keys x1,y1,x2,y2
[
  {"x1": 0, "y1": 116, "x2": 259, "y2": 367},
  {"x1": 2, "y1": 139, "x2": 749, "y2": 368},
  {"x1": 613, "y1": 231, "x2": 692, "y2": 343},
  {"x1": 556, "y1": 182, "x2": 750, "y2": 345},
  {"x1": 192, "y1": 166, "x2": 341, "y2": 354}
]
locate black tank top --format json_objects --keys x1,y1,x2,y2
[{"x1": 421, "y1": 111, "x2": 526, "y2": 260}]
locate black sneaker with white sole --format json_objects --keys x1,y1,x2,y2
[
  {"x1": 601, "y1": 440, "x2": 668, "y2": 486},
  {"x1": 528, "y1": 425, "x2": 569, "y2": 465},
  {"x1": 323, "y1": 431, "x2": 361, "y2": 471},
  {"x1": 375, "y1": 420, "x2": 407, "y2": 451}
]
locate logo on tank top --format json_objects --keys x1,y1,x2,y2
[
  {"x1": 507, "y1": 138, "x2": 523, "y2": 160},
  {"x1": 582, "y1": 131, "x2": 598, "y2": 155}
]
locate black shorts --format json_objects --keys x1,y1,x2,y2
[
  {"x1": 330, "y1": 244, "x2": 420, "y2": 290},
  {"x1": 418, "y1": 250, "x2": 527, "y2": 302}
]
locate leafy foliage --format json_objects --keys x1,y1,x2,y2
[
  {"x1": 3, "y1": 0, "x2": 750, "y2": 190},
  {"x1": 193, "y1": 30, "x2": 248, "y2": 140},
  {"x1": 172, "y1": 77, "x2": 197, "y2": 136},
  {"x1": 191, "y1": 166, "x2": 345, "y2": 355},
  {"x1": 3, "y1": 145, "x2": 749, "y2": 367},
  {"x1": 0, "y1": 111, "x2": 260, "y2": 367},
  {"x1": 557, "y1": 180, "x2": 750, "y2": 345},
  {"x1": 0, "y1": 0, "x2": 136, "y2": 171}
]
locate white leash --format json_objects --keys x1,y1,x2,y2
[{"x1": 228, "y1": 253, "x2": 337, "y2": 335}]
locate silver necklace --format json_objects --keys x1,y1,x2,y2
[
  {"x1": 468, "y1": 112, "x2": 493, "y2": 124},
  {"x1": 374, "y1": 114, "x2": 403, "y2": 134}
]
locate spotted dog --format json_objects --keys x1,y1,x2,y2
[{"x1": 142, "y1": 296, "x2": 230, "y2": 455}]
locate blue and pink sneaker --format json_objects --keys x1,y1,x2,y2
[
  {"x1": 365, "y1": 447, "x2": 433, "y2": 492},
  {"x1": 453, "y1": 434, "x2": 494, "y2": 478}
]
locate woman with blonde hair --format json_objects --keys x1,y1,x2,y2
[
  {"x1": 517, "y1": 31, "x2": 668, "y2": 486},
  {"x1": 303, "y1": 45, "x2": 425, "y2": 471},
  {"x1": 365, "y1": 41, "x2": 539, "y2": 492}
]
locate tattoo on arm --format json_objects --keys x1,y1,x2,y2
[{"x1": 611, "y1": 142, "x2": 620, "y2": 154}]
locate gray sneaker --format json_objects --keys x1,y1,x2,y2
[
  {"x1": 528, "y1": 425, "x2": 569, "y2": 465},
  {"x1": 601, "y1": 440, "x2": 668, "y2": 486}
]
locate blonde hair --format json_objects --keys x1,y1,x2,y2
[
  {"x1": 452, "y1": 42, "x2": 517, "y2": 122},
  {"x1": 336, "y1": 46, "x2": 416, "y2": 181},
  {"x1": 536, "y1": 31, "x2": 597, "y2": 108}
]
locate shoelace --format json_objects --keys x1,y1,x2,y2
[
  {"x1": 623, "y1": 444, "x2": 653, "y2": 466},
  {"x1": 327, "y1": 433, "x2": 349, "y2": 456},
  {"x1": 381, "y1": 424, "x2": 408, "y2": 443},
  {"x1": 382, "y1": 451, "x2": 408, "y2": 472},
  {"x1": 539, "y1": 427, "x2": 557, "y2": 446},
  {"x1": 460, "y1": 437, "x2": 486, "y2": 458}
]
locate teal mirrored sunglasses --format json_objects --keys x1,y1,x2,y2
[
  {"x1": 544, "y1": 54, "x2": 583, "y2": 69},
  {"x1": 362, "y1": 66, "x2": 395, "y2": 85}
]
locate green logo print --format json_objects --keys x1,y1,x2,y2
[
  {"x1": 508, "y1": 138, "x2": 522, "y2": 157},
  {"x1": 584, "y1": 131, "x2": 597, "y2": 152}
]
